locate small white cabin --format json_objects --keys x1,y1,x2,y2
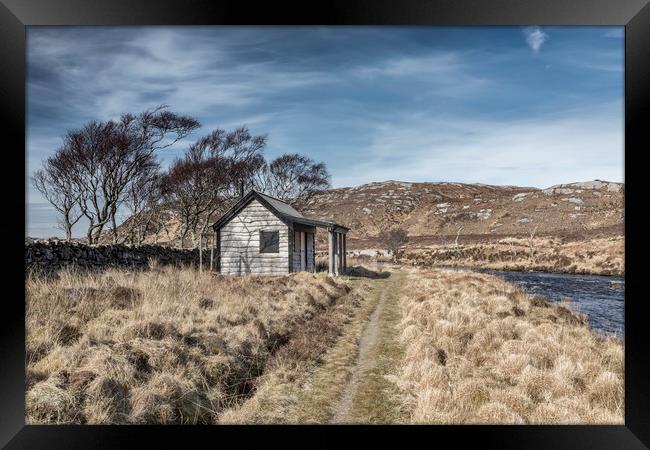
[{"x1": 212, "y1": 190, "x2": 349, "y2": 276}]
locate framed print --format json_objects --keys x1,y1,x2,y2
[{"x1": 2, "y1": 0, "x2": 649, "y2": 448}]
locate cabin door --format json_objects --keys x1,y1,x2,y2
[
  {"x1": 294, "y1": 231, "x2": 307, "y2": 272},
  {"x1": 306, "y1": 233, "x2": 314, "y2": 273}
]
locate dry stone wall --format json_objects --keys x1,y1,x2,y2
[{"x1": 25, "y1": 239, "x2": 204, "y2": 273}]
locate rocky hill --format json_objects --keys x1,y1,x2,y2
[
  {"x1": 300, "y1": 180, "x2": 624, "y2": 248},
  {"x1": 66, "y1": 179, "x2": 624, "y2": 275},
  {"x1": 100, "y1": 179, "x2": 623, "y2": 252}
]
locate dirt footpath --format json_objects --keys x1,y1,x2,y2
[
  {"x1": 329, "y1": 271, "x2": 406, "y2": 423},
  {"x1": 330, "y1": 287, "x2": 387, "y2": 422}
]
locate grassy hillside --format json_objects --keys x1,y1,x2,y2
[
  {"x1": 301, "y1": 180, "x2": 624, "y2": 276},
  {"x1": 400, "y1": 235, "x2": 624, "y2": 276},
  {"x1": 26, "y1": 264, "x2": 623, "y2": 424},
  {"x1": 302, "y1": 180, "x2": 623, "y2": 243},
  {"x1": 105, "y1": 179, "x2": 623, "y2": 247}
]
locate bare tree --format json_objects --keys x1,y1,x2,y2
[
  {"x1": 528, "y1": 225, "x2": 538, "y2": 262},
  {"x1": 57, "y1": 106, "x2": 199, "y2": 243},
  {"x1": 161, "y1": 127, "x2": 267, "y2": 270},
  {"x1": 161, "y1": 159, "x2": 200, "y2": 248},
  {"x1": 454, "y1": 226, "x2": 464, "y2": 248},
  {"x1": 31, "y1": 154, "x2": 82, "y2": 241},
  {"x1": 255, "y1": 153, "x2": 330, "y2": 205},
  {"x1": 122, "y1": 166, "x2": 163, "y2": 245},
  {"x1": 55, "y1": 121, "x2": 110, "y2": 243},
  {"x1": 378, "y1": 228, "x2": 409, "y2": 258}
]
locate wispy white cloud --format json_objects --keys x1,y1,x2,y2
[
  {"x1": 350, "y1": 52, "x2": 490, "y2": 98},
  {"x1": 604, "y1": 29, "x2": 624, "y2": 39},
  {"x1": 524, "y1": 26, "x2": 549, "y2": 53},
  {"x1": 26, "y1": 27, "x2": 624, "y2": 238},
  {"x1": 558, "y1": 49, "x2": 623, "y2": 73},
  {"x1": 351, "y1": 53, "x2": 461, "y2": 79},
  {"x1": 333, "y1": 101, "x2": 623, "y2": 188},
  {"x1": 579, "y1": 63, "x2": 623, "y2": 72},
  {"x1": 28, "y1": 28, "x2": 339, "y2": 122}
]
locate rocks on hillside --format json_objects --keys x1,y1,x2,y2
[
  {"x1": 543, "y1": 180, "x2": 623, "y2": 195},
  {"x1": 299, "y1": 179, "x2": 623, "y2": 243},
  {"x1": 100, "y1": 179, "x2": 625, "y2": 247}
]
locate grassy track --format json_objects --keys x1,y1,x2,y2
[
  {"x1": 219, "y1": 265, "x2": 409, "y2": 424},
  {"x1": 331, "y1": 270, "x2": 407, "y2": 423}
]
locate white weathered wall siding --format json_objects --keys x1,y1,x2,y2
[{"x1": 220, "y1": 200, "x2": 288, "y2": 275}]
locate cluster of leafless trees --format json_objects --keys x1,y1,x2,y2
[{"x1": 32, "y1": 106, "x2": 331, "y2": 248}]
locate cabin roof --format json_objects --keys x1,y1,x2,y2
[
  {"x1": 256, "y1": 191, "x2": 305, "y2": 220},
  {"x1": 212, "y1": 190, "x2": 349, "y2": 233}
]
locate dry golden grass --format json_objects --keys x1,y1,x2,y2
[
  {"x1": 218, "y1": 266, "x2": 396, "y2": 424},
  {"x1": 26, "y1": 261, "x2": 624, "y2": 425},
  {"x1": 402, "y1": 236, "x2": 624, "y2": 276},
  {"x1": 25, "y1": 263, "x2": 354, "y2": 424},
  {"x1": 393, "y1": 268, "x2": 623, "y2": 424},
  {"x1": 217, "y1": 279, "x2": 373, "y2": 424}
]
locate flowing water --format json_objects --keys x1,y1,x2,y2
[{"x1": 481, "y1": 269, "x2": 624, "y2": 338}]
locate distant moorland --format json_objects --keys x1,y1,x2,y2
[{"x1": 96, "y1": 179, "x2": 623, "y2": 276}]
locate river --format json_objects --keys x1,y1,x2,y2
[{"x1": 481, "y1": 269, "x2": 624, "y2": 338}]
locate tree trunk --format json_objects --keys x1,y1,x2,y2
[
  {"x1": 63, "y1": 215, "x2": 73, "y2": 242},
  {"x1": 198, "y1": 234, "x2": 203, "y2": 273},
  {"x1": 139, "y1": 218, "x2": 152, "y2": 244},
  {"x1": 190, "y1": 229, "x2": 197, "y2": 248},
  {"x1": 179, "y1": 225, "x2": 190, "y2": 249},
  {"x1": 86, "y1": 222, "x2": 94, "y2": 244},
  {"x1": 91, "y1": 223, "x2": 105, "y2": 245},
  {"x1": 210, "y1": 233, "x2": 215, "y2": 272},
  {"x1": 111, "y1": 212, "x2": 118, "y2": 244}
]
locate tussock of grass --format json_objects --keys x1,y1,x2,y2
[
  {"x1": 26, "y1": 265, "x2": 353, "y2": 424},
  {"x1": 393, "y1": 268, "x2": 623, "y2": 424}
]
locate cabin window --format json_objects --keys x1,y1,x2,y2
[{"x1": 259, "y1": 230, "x2": 279, "y2": 253}]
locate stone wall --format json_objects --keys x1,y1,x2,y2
[{"x1": 25, "y1": 239, "x2": 207, "y2": 273}]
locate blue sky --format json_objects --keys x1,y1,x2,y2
[{"x1": 26, "y1": 26, "x2": 624, "y2": 238}]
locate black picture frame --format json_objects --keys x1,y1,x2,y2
[{"x1": 2, "y1": 0, "x2": 648, "y2": 448}]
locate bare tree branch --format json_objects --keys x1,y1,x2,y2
[
  {"x1": 161, "y1": 127, "x2": 267, "y2": 257},
  {"x1": 255, "y1": 153, "x2": 330, "y2": 205},
  {"x1": 49, "y1": 107, "x2": 199, "y2": 243},
  {"x1": 31, "y1": 156, "x2": 83, "y2": 241}
]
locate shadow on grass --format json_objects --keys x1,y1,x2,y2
[{"x1": 344, "y1": 265, "x2": 391, "y2": 279}]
